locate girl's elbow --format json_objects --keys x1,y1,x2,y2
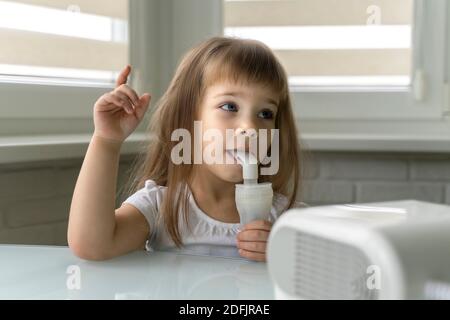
[{"x1": 68, "y1": 238, "x2": 113, "y2": 261}]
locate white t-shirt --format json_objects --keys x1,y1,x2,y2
[{"x1": 122, "y1": 179, "x2": 308, "y2": 258}]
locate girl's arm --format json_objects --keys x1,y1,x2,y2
[
  {"x1": 68, "y1": 136, "x2": 149, "y2": 261},
  {"x1": 68, "y1": 65, "x2": 152, "y2": 261}
]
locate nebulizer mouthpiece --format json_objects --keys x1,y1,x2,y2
[
  {"x1": 233, "y1": 150, "x2": 258, "y2": 185},
  {"x1": 230, "y1": 150, "x2": 273, "y2": 225}
]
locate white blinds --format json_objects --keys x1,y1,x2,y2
[
  {"x1": 224, "y1": 0, "x2": 413, "y2": 86},
  {"x1": 0, "y1": 0, "x2": 128, "y2": 85},
  {"x1": 11, "y1": 0, "x2": 127, "y2": 19}
]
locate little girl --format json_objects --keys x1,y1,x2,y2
[{"x1": 68, "y1": 36, "x2": 307, "y2": 263}]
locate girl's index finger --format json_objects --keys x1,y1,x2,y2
[{"x1": 116, "y1": 65, "x2": 131, "y2": 88}]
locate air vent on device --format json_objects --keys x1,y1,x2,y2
[{"x1": 294, "y1": 232, "x2": 378, "y2": 300}]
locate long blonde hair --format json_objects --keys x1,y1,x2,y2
[{"x1": 120, "y1": 36, "x2": 306, "y2": 248}]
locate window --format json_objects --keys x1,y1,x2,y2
[
  {"x1": 0, "y1": 0, "x2": 130, "y2": 137},
  {"x1": 224, "y1": 0, "x2": 413, "y2": 88},
  {"x1": 0, "y1": 0, "x2": 128, "y2": 86},
  {"x1": 222, "y1": 0, "x2": 450, "y2": 148},
  {"x1": 1, "y1": 0, "x2": 448, "y2": 155}
]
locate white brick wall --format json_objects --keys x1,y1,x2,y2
[
  {"x1": 0, "y1": 222, "x2": 65, "y2": 245},
  {"x1": 410, "y1": 159, "x2": 450, "y2": 180},
  {"x1": 322, "y1": 156, "x2": 408, "y2": 180},
  {"x1": 446, "y1": 185, "x2": 450, "y2": 203},
  {"x1": 302, "y1": 152, "x2": 450, "y2": 206},
  {"x1": 302, "y1": 181, "x2": 354, "y2": 204},
  {"x1": 4, "y1": 196, "x2": 71, "y2": 228},
  {"x1": 0, "y1": 151, "x2": 449, "y2": 245},
  {"x1": 0, "y1": 155, "x2": 135, "y2": 246},
  {"x1": 356, "y1": 182, "x2": 444, "y2": 203},
  {"x1": 0, "y1": 169, "x2": 57, "y2": 199}
]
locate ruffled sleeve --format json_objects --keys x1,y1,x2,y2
[{"x1": 122, "y1": 180, "x2": 162, "y2": 241}]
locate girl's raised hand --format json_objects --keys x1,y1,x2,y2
[
  {"x1": 236, "y1": 220, "x2": 273, "y2": 262},
  {"x1": 93, "y1": 65, "x2": 152, "y2": 144}
]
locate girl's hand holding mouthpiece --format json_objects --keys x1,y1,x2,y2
[{"x1": 236, "y1": 220, "x2": 273, "y2": 262}]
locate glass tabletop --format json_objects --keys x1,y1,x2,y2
[{"x1": 0, "y1": 245, "x2": 274, "y2": 300}]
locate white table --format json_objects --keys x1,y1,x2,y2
[{"x1": 0, "y1": 245, "x2": 275, "y2": 300}]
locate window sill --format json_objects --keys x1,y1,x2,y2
[
  {"x1": 302, "y1": 133, "x2": 450, "y2": 153},
  {"x1": 0, "y1": 133, "x2": 149, "y2": 165},
  {"x1": 1, "y1": 131, "x2": 449, "y2": 165}
]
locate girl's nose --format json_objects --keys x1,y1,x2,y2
[
  {"x1": 236, "y1": 115, "x2": 259, "y2": 138},
  {"x1": 235, "y1": 127, "x2": 258, "y2": 138}
]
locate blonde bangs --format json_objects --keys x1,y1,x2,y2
[{"x1": 202, "y1": 38, "x2": 288, "y2": 103}]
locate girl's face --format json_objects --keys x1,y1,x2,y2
[{"x1": 197, "y1": 81, "x2": 279, "y2": 183}]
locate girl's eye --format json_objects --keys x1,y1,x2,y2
[
  {"x1": 258, "y1": 109, "x2": 274, "y2": 120},
  {"x1": 220, "y1": 103, "x2": 238, "y2": 112}
]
